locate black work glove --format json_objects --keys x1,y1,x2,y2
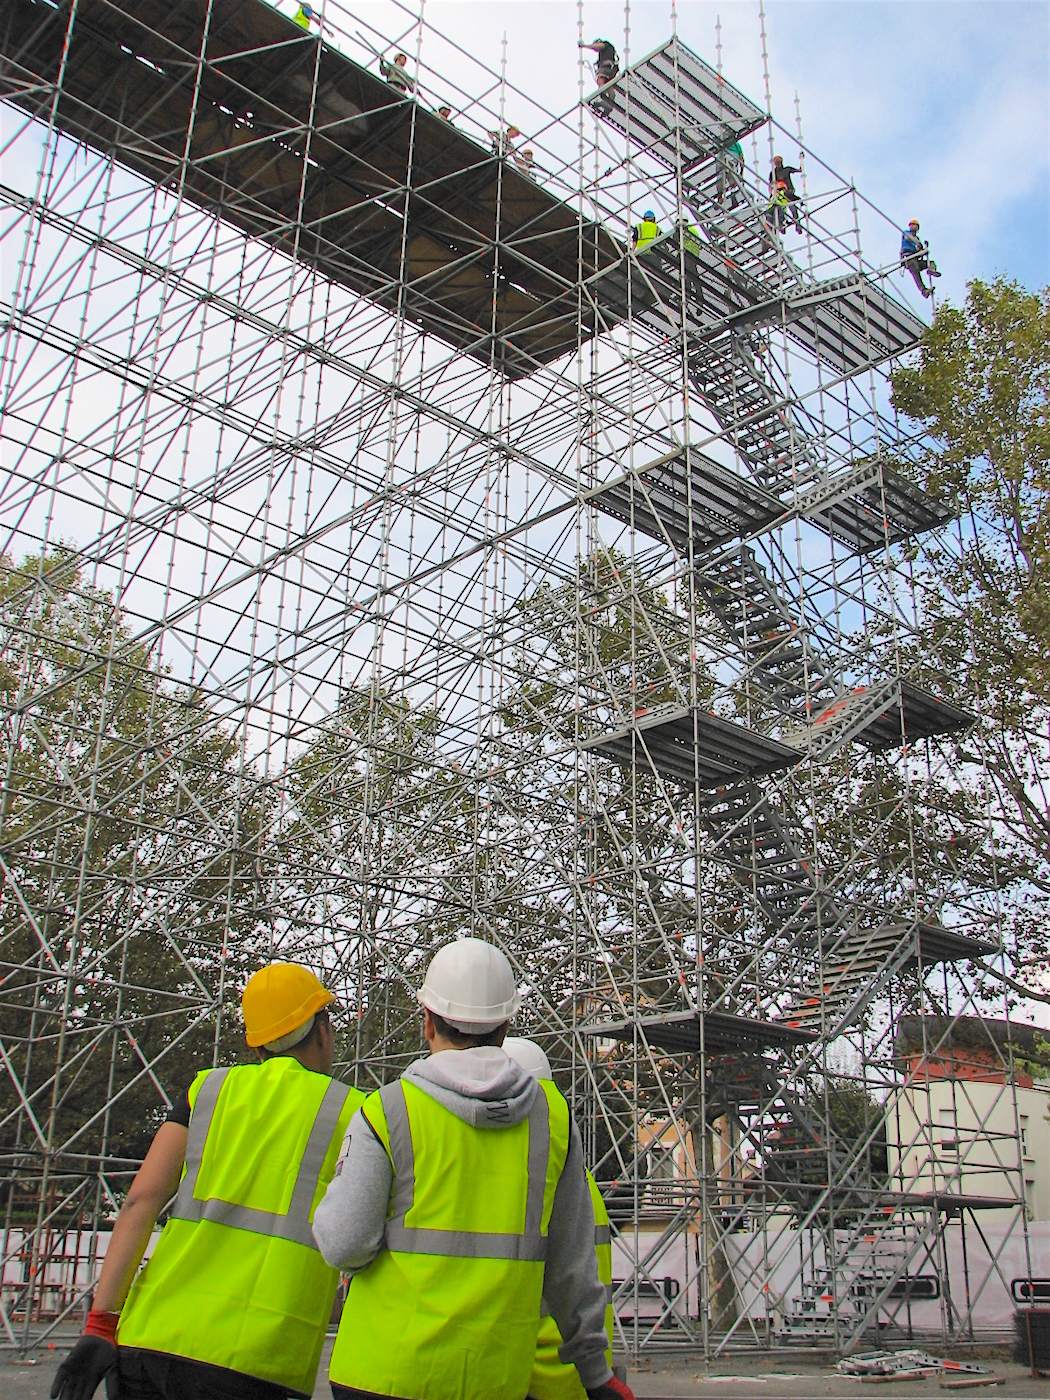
[{"x1": 50, "y1": 1334, "x2": 120, "y2": 1400}]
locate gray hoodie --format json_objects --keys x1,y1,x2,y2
[{"x1": 312, "y1": 1046, "x2": 612, "y2": 1392}]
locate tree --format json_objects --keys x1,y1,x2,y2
[
  {"x1": 0, "y1": 551, "x2": 268, "y2": 1231},
  {"x1": 890, "y1": 278, "x2": 1050, "y2": 998}
]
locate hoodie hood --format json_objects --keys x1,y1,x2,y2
[{"x1": 402, "y1": 1045, "x2": 537, "y2": 1128}]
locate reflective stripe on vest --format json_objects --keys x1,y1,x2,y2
[
  {"x1": 172, "y1": 1066, "x2": 351, "y2": 1250},
  {"x1": 379, "y1": 1080, "x2": 551, "y2": 1261}
]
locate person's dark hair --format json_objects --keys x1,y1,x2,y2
[
  {"x1": 429, "y1": 1010, "x2": 507, "y2": 1049},
  {"x1": 259, "y1": 1006, "x2": 331, "y2": 1060}
]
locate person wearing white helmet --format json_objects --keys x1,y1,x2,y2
[
  {"x1": 313, "y1": 939, "x2": 632, "y2": 1400},
  {"x1": 503, "y1": 1040, "x2": 618, "y2": 1400}
]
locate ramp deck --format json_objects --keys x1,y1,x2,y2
[
  {"x1": 581, "y1": 704, "x2": 800, "y2": 788},
  {"x1": 1, "y1": 0, "x2": 625, "y2": 378}
]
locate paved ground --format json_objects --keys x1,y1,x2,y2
[{"x1": 4, "y1": 1336, "x2": 1044, "y2": 1400}]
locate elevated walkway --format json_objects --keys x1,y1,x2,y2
[
  {"x1": 786, "y1": 921, "x2": 996, "y2": 1033},
  {"x1": 789, "y1": 678, "x2": 974, "y2": 760},
  {"x1": 580, "y1": 1007, "x2": 814, "y2": 1057},
  {"x1": 588, "y1": 36, "x2": 765, "y2": 174},
  {"x1": 2, "y1": 0, "x2": 626, "y2": 378},
  {"x1": 590, "y1": 446, "x2": 782, "y2": 553},
  {"x1": 580, "y1": 703, "x2": 799, "y2": 788},
  {"x1": 798, "y1": 461, "x2": 952, "y2": 554}
]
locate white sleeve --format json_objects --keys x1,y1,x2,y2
[{"x1": 311, "y1": 1107, "x2": 393, "y2": 1273}]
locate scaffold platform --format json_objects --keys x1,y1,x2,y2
[
  {"x1": 800, "y1": 461, "x2": 953, "y2": 553},
  {"x1": 581, "y1": 703, "x2": 800, "y2": 788},
  {"x1": 904, "y1": 921, "x2": 998, "y2": 966},
  {"x1": 788, "y1": 676, "x2": 975, "y2": 759},
  {"x1": 591, "y1": 446, "x2": 782, "y2": 553},
  {"x1": 580, "y1": 1007, "x2": 815, "y2": 1056},
  {"x1": 2, "y1": 0, "x2": 626, "y2": 378},
  {"x1": 851, "y1": 679, "x2": 974, "y2": 751},
  {"x1": 589, "y1": 37, "x2": 925, "y2": 380},
  {"x1": 587, "y1": 36, "x2": 765, "y2": 174}
]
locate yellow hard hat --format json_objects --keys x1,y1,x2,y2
[{"x1": 242, "y1": 962, "x2": 334, "y2": 1048}]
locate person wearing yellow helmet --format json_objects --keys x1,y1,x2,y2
[{"x1": 50, "y1": 963, "x2": 363, "y2": 1400}]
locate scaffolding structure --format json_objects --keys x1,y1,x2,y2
[{"x1": 0, "y1": 0, "x2": 1040, "y2": 1360}]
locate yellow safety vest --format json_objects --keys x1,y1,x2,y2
[
  {"x1": 117, "y1": 1059, "x2": 361, "y2": 1396},
  {"x1": 330, "y1": 1075, "x2": 570, "y2": 1400},
  {"x1": 634, "y1": 218, "x2": 660, "y2": 251},
  {"x1": 528, "y1": 1171, "x2": 613, "y2": 1400}
]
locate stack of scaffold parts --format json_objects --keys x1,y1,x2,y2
[
  {"x1": 837, "y1": 1353, "x2": 1006, "y2": 1388},
  {"x1": 1013, "y1": 1306, "x2": 1050, "y2": 1375}
]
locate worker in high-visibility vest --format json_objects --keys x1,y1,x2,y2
[
  {"x1": 502, "y1": 1039, "x2": 617, "y2": 1400},
  {"x1": 631, "y1": 211, "x2": 660, "y2": 252},
  {"x1": 313, "y1": 938, "x2": 635, "y2": 1400},
  {"x1": 50, "y1": 963, "x2": 363, "y2": 1400}
]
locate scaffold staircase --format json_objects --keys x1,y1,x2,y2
[{"x1": 695, "y1": 546, "x2": 834, "y2": 715}]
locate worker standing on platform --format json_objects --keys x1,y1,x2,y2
[
  {"x1": 900, "y1": 219, "x2": 941, "y2": 299},
  {"x1": 579, "y1": 38, "x2": 620, "y2": 87},
  {"x1": 490, "y1": 124, "x2": 522, "y2": 159},
  {"x1": 771, "y1": 156, "x2": 803, "y2": 232},
  {"x1": 502, "y1": 1039, "x2": 617, "y2": 1400},
  {"x1": 632, "y1": 210, "x2": 660, "y2": 252},
  {"x1": 50, "y1": 964, "x2": 362, "y2": 1400},
  {"x1": 380, "y1": 51, "x2": 415, "y2": 95},
  {"x1": 313, "y1": 938, "x2": 634, "y2": 1400},
  {"x1": 717, "y1": 139, "x2": 746, "y2": 208}
]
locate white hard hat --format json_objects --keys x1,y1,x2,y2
[
  {"x1": 417, "y1": 938, "x2": 520, "y2": 1033},
  {"x1": 503, "y1": 1037, "x2": 552, "y2": 1080}
]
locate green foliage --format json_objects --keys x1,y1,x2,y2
[
  {"x1": 278, "y1": 684, "x2": 469, "y2": 1080},
  {"x1": 0, "y1": 551, "x2": 268, "y2": 1198},
  {"x1": 892, "y1": 278, "x2": 1050, "y2": 710},
  {"x1": 887, "y1": 278, "x2": 1050, "y2": 982}
]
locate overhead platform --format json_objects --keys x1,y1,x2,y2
[
  {"x1": 819, "y1": 921, "x2": 995, "y2": 974},
  {"x1": 580, "y1": 1008, "x2": 815, "y2": 1056},
  {"x1": 676, "y1": 247, "x2": 925, "y2": 379},
  {"x1": 580, "y1": 703, "x2": 800, "y2": 788},
  {"x1": 590, "y1": 447, "x2": 782, "y2": 554},
  {"x1": 800, "y1": 461, "x2": 952, "y2": 553},
  {"x1": 887, "y1": 1192, "x2": 1023, "y2": 1216},
  {"x1": 784, "y1": 275, "x2": 926, "y2": 378},
  {"x1": 905, "y1": 922, "x2": 997, "y2": 967},
  {"x1": 1, "y1": 0, "x2": 626, "y2": 379},
  {"x1": 856, "y1": 679, "x2": 974, "y2": 752},
  {"x1": 586, "y1": 36, "x2": 765, "y2": 174},
  {"x1": 788, "y1": 677, "x2": 974, "y2": 760}
]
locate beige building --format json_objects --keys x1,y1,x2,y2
[{"x1": 885, "y1": 1016, "x2": 1050, "y2": 1221}]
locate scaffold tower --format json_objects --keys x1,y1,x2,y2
[{"x1": 0, "y1": 0, "x2": 1039, "y2": 1361}]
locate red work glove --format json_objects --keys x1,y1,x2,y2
[
  {"x1": 587, "y1": 1380, "x2": 636, "y2": 1400},
  {"x1": 50, "y1": 1311, "x2": 121, "y2": 1400}
]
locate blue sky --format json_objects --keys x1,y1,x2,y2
[{"x1": 416, "y1": 1, "x2": 1049, "y2": 301}]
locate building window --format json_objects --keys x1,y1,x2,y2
[
  {"x1": 939, "y1": 1108, "x2": 957, "y2": 1152},
  {"x1": 1021, "y1": 1115, "x2": 1030, "y2": 1158}
]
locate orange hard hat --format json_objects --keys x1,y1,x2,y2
[{"x1": 242, "y1": 962, "x2": 334, "y2": 1048}]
